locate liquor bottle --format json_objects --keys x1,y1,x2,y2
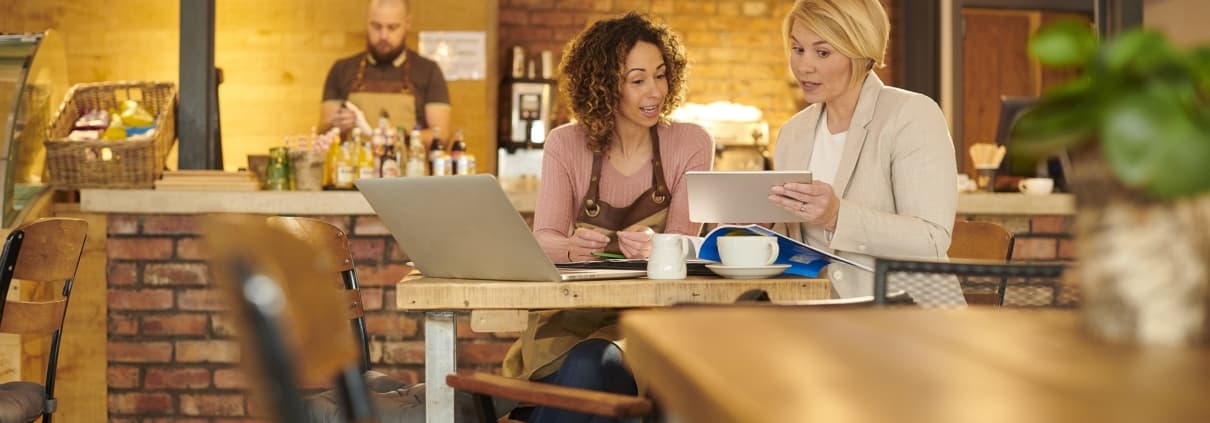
[
  {"x1": 450, "y1": 129, "x2": 469, "y2": 175},
  {"x1": 357, "y1": 136, "x2": 377, "y2": 180},
  {"x1": 405, "y1": 127, "x2": 427, "y2": 177},
  {"x1": 380, "y1": 129, "x2": 401, "y2": 178},
  {"x1": 428, "y1": 128, "x2": 451, "y2": 176},
  {"x1": 333, "y1": 129, "x2": 358, "y2": 189}
]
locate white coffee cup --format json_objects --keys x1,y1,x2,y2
[
  {"x1": 717, "y1": 236, "x2": 779, "y2": 266},
  {"x1": 1018, "y1": 177, "x2": 1054, "y2": 195},
  {"x1": 648, "y1": 234, "x2": 693, "y2": 280}
]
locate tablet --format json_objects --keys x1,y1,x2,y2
[{"x1": 686, "y1": 170, "x2": 813, "y2": 223}]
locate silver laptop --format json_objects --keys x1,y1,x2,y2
[{"x1": 356, "y1": 175, "x2": 646, "y2": 282}]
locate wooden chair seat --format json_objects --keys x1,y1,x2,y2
[{"x1": 446, "y1": 371, "x2": 653, "y2": 420}]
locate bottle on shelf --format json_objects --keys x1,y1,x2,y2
[
  {"x1": 405, "y1": 126, "x2": 427, "y2": 177},
  {"x1": 332, "y1": 129, "x2": 358, "y2": 189},
  {"x1": 428, "y1": 128, "x2": 451, "y2": 176},
  {"x1": 380, "y1": 128, "x2": 402, "y2": 178},
  {"x1": 357, "y1": 130, "x2": 377, "y2": 180},
  {"x1": 450, "y1": 129, "x2": 470, "y2": 175}
]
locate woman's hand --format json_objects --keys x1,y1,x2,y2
[
  {"x1": 617, "y1": 225, "x2": 656, "y2": 259},
  {"x1": 770, "y1": 182, "x2": 841, "y2": 231},
  {"x1": 568, "y1": 227, "x2": 611, "y2": 261}
]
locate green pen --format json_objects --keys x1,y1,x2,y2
[{"x1": 591, "y1": 251, "x2": 625, "y2": 259}]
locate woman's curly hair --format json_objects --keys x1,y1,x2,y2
[{"x1": 558, "y1": 12, "x2": 688, "y2": 153}]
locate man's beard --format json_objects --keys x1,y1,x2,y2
[{"x1": 367, "y1": 39, "x2": 406, "y2": 64}]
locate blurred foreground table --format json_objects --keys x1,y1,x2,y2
[{"x1": 621, "y1": 307, "x2": 1210, "y2": 423}]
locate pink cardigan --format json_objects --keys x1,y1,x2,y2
[{"x1": 533, "y1": 122, "x2": 714, "y2": 262}]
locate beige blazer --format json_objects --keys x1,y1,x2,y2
[{"x1": 774, "y1": 72, "x2": 959, "y2": 299}]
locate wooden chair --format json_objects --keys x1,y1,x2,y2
[
  {"x1": 202, "y1": 215, "x2": 366, "y2": 422},
  {"x1": 948, "y1": 220, "x2": 1015, "y2": 305},
  {"x1": 0, "y1": 218, "x2": 89, "y2": 423}
]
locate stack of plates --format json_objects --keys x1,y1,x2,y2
[{"x1": 155, "y1": 170, "x2": 260, "y2": 191}]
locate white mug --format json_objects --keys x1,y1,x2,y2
[
  {"x1": 718, "y1": 236, "x2": 779, "y2": 267},
  {"x1": 648, "y1": 234, "x2": 693, "y2": 280},
  {"x1": 1018, "y1": 178, "x2": 1054, "y2": 195}
]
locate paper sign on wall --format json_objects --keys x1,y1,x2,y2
[{"x1": 418, "y1": 31, "x2": 486, "y2": 81}]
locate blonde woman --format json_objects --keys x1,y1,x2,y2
[{"x1": 768, "y1": 0, "x2": 963, "y2": 305}]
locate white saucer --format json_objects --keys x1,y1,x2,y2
[{"x1": 705, "y1": 264, "x2": 791, "y2": 279}]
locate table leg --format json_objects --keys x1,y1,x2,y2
[{"x1": 425, "y1": 311, "x2": 457, "y2": 423}]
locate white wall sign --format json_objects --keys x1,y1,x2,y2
[{"x1": 418, "y1": 31, "x2": 486, "y2": 81}]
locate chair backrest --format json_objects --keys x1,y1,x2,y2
[
  {"x1": 202, "y1": 215, "x2": 363, "y2": 422},
  {"x1": 0, "y1": 217, "x2": 88, "y2": 423},
  {"x1": 266, "y1": 216, "x2": 371, "y2": 372},
  {"x1": 873, "y1": 258, "x2": 1066, "y2": 308},
  {"x1": 948, "y1": 220, "x2": 1015, "y2": 305}
]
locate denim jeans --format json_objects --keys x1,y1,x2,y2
[{"x1": 525, "y1": 338, "x2": 639, "y2": 423}]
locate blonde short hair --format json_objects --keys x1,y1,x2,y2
[{"x1": 783, "y1": 0, "x2": 889, "y2": 87}]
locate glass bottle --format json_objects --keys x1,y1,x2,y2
[{"x1": 405, "y1": 127, "x2": 427, "y2": 177}]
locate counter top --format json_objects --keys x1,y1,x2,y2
[{"x1": 79, "y1": 189, "x2": 1073, "y2": 216}]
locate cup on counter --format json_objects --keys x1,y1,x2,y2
[
  {"x1": 1018, "y1": 177, "x2": 1054, "y2": 195},
  {"x1": 975, "y1": 166, "x2": 997, "y2": 192},
  {"x1": 718, "y1": 236, "x2": 779, "y2": 267}
]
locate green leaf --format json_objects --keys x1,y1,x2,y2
[
  {"x1": 1029, "y1": 20, "x2": 1099, "y2": 67},
  {"x1": 1101, "y1": 30, "x2": 1177, "y2": 75},
  {"x1": 1101, "y1": 84, "x2": 1210, "y2": 199},
  {"x1": 1008, "y1": 97, "x2": 1096, "y2": 162}
]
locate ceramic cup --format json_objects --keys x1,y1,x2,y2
[
  {"x1": 1018, "y1": 177, "x2": 1054, "y2": 195},
  {"x1": 648, "y1": 234, "x2": 693, "y2": 280},
  {"x1": 718, "y1": 236, "x2": 779, "y2": 267}
]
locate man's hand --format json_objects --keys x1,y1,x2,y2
[{"x1": 331, "y1": 107, "x2": 357, "y2": 132}]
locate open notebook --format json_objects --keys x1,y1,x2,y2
[{"x1": 356, "y1": 175, "x2": 646, "y2": 282}]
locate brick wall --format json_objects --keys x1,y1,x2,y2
[
  {"x1": 499, "y1": 0, "x2": 897, "y2": 141},
  {"x1": 105, "y1": 215, "x2": 515, "y2": 421}
]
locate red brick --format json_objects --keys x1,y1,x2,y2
[
  {"x1": 108, "y1": 366, "x2": 140, "y2": 389},
  {"x1": 360, "y1": 287, "x2": 384, "y2": 310},
  {"x1": 109, "y1": 238, "x2": 174, "y2": 260},
  {"x1": 365, "y1": 314, "x2": 419, "y2": 338},
  {"x1": 108, "y1": 341, "x2": 173, "y2": 363},
  {"x1": 355, "y1": 264, "x2": 412, "y2": 286},
  {"x1": 214, "y1": 368, "x2": 248, "y2": 389},
  {"x1": 1058, "y1": 238, "x2": 1077, "y2": 260},
  {"x1": 531, "y1": 10, "x2": 575, "y2": 26},
  {"x1": 143, "y1": 215, "x2": 200, "y2": 235},
  {"x1": 457, "y1": 317, "x2": 493, "y2": 340},
  {"x1": 514, "y1": 0, "x2": 556, "y2": 9},
  {"x1": 1012, "y1": 238, "x2": 1058, "y2": 260},
  {"x1": 109, "y1": 215, "x2": 140, "y2": 235},
  {"x1": 142, "y1": 314, "x2": 209, "y2": 336},
  {"x1": 145, "y1": 262, "x2": 210, "y2": 286},
  {"x1": 109, "y1": 392, "x2": 174, "y2": 414},
  {"x1": 180, "y1": 393, "x2": 246, "y2": 417},
  {"x1": 500, "y1": 9, "x2": 529, "y2": 25},
  {"x1": 458, "y1": 342, "x2": 513, "y2": 364},
  {"x1": 388, "y1": 243, "x2": 408, "y2": 261},
  {"x1": 109, "y1": 262, "x2": 138, "y2": 285},
  {"x1": 109, "y1": 289, "x2": 174, "y2": 311},
  {"x1": 145, "y1": 367, "x2": 212, "y2": 389},
  {"x1": 176, "y1": 340, "x2": 240, "y2": 363},
  {"x1": 381, "y1": 341, "x2": 426, "y2": 364},
  {"x1": 1031, "y1": 216, "x2": 1070, "y2": 234},
  {"x1": 177, "y1": 237, "x2": 207, "y2": 260},
  {"x1": 215, "y1": 418, "x2": 270, "y2": 423},
  {"x1": 353, "y1": 216, "x2": 389, "y2": 235},
  {"x1": 211, "y1": 313, "x2": 239, "y2": 337},
  {"x1": 178, "y1": 289, "x2": 229, "y2": 311},
  {"x1": 110, "y1": 314, "x2": 139, "y2": 335},
  {"x1": 349, "y1": 238, "x2": 386, "y2": 260}
]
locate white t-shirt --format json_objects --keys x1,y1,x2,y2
[{"x1": 808, "y1": 109, "x2": 847, "y2": 185}]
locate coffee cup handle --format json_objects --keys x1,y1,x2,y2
[
  {"x1": 764, "y1": 238, "x2": 779, "y2": 265},
  {"x1": 1017, "y1": 180, "x2": 1027, "y2": 193},
  {"x1": 680, "y1": 236, "x2": 694, "y2": 261}
]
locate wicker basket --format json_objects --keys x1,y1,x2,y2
[{"x1": 45, "y1": 81, "x2": 177, "y2": 189}]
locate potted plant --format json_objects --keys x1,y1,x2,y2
[{"x1": 1010, "y1": 21, "x2": 1210, "y2": 345}]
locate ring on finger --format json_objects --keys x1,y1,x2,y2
[{"x1": 798, "y1": 201, "x2": 808, "y2": 212}]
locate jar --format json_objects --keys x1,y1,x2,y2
[{"x1": 264, "y1": 146, "x2": 294, "y2": 191}]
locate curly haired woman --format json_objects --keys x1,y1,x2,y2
[{"x1": 503, "y1": 12, "x2": 713, "y2": 423}]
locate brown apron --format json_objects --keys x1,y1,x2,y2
[
  {"x1": 347, "y1": 54, "x2": 418, "y2": 130},
  {"x1": 502, "y1": 126, "x2": 670, "y2": 382}
]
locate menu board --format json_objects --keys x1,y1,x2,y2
[{"x1": 419, "y1": 31, "x2": 486, "y2": 81}]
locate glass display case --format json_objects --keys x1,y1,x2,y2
[{"x1": 0, "y1": 31, "x2": 67, "y2": 227}]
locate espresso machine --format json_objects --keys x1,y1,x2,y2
[{"x1": 498, "y1": 47, "x2": 557, "y2": 179}]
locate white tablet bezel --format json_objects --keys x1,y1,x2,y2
[{"x1": 686, "y1": 170, "x2": 813, "y2": 224}]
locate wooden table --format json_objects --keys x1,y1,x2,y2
[
  {"x1": 395, "y1": 275, "x2": 830, "y2": 423},
  {"x1": 621, "y1": 307, "x2": 1210, "y2": 423}
]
